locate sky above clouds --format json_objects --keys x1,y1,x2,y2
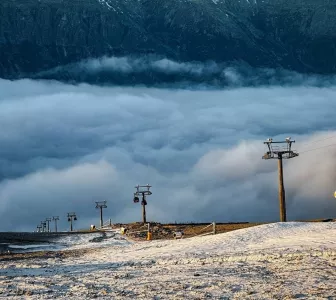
[{"x1": 1, "y1": 67, "x2": 336, "y2": 231}]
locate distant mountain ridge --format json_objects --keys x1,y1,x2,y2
[{"x1": 1, "y1": 0, "x2": 336, "y2": 81}]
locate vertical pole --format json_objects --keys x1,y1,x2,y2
[
  {"x1": 100, "y1": 207, "x2": 103, "y2": 228},
  {"x1": 278, "y1": 154, "x2": 286, "y2": 222},
  {"x1": 55, "y1": 220, "x2": 58, "y2": 233},
  {"x1": 47, "y1": 220, "x2": 50, "y2": 232},
  {"x1": 70, "y1": 218, "x2": 73, "y2": 232},
  {"x1": 213, "y1": 222, "x2": 216, "y2": 235},
  {"x1": 109, "y1": 218, "x2": 112, "y2": 226},
  {"x1": 142, "y1": 194, "x2": 146, "y2": 224}
]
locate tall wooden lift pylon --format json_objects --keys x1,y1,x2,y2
[{"x1": 262, "y1": 137, "x2": 299, "y2": 222}]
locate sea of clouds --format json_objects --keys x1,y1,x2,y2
[{"x1": 1, "y1": 57, "x2": 336, "y2": 231}]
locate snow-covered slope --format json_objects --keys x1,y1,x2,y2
[
  {"x1": 0, "y1": 222, "x2": 335, "y2": 298},
  {"x1": 86, "y1": 222, "x2": 336, "y2": 263}
]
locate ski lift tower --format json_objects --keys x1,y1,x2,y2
[
  {"x1": 95, "y1": 201, "x2": 107, "y2": 228},
  {"x1": 67, "y1": 212, "x2": 77, "y2": 232},
  {"x1": 45, "y1": 218, "x2": 52, "y2": 232},
  {"x1": 52, "y1": 216, "x2": 59, "y2": 232},
  {"x1": 41, "y1": 221, "x2": 47, "y2": 233},
  {"x1": 133, "y1": 184, "x2": 152, "y2": 224},
  {"x1": 36, "y1": 224, "x2": 42, "y2": 232},
  {"x1": 262, "y1": 137, "x2": 299, "y2": 222}
]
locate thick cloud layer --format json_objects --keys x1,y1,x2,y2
[{"x1": 1, "y1": 77, "x2": 336, "y2": 231}]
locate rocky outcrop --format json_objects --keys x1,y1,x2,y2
[{"x1": 1, "y1": 0, "x2": 336, "y2": 80}]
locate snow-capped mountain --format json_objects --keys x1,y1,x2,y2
[{"x1": 1, "y1": 0, "x2": 336, "y2": 82}]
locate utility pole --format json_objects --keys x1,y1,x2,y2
[
  {"x1": 67, "y1": 212, "x2": 77, "y2": 232},
  {"x1": 133, "y1": 184, "x2": 152, "y2": 223},
  {"x1": 52, "y1": 216, "x2": 59, "y2": 232},
  {"x1": 45, "y1": 218, "x2": 52, "y2": 232},
  {"x1": 95, "y1": 201, "x2": 107, "y2": 228},
  {"x1": 262, "y1": 137, "x2": 299, "y2": 222}
]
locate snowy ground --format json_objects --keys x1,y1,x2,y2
[{"x1": 0, "y1": 222, "x2": 335, "y2": 299}]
